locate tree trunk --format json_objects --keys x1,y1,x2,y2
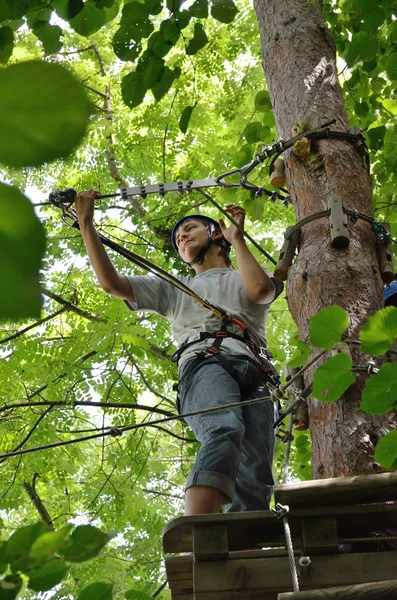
[{"x1": 253, "y1": 0, "x2": 395, "y2": 478}]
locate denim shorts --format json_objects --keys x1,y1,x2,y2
[{"x1": 178, "y1": 354, "x2": 278, "y2": 512}]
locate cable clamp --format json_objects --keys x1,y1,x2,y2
[
  {"x1": 271, "y1": 503, "x2": 289, "y2": 519},
  {"x1": 366, "y1": 358, "x2": 378, "y2": 375}
]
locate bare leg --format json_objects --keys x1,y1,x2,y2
[{"x1": 184, "y1": 485, "x2": 224, "y2": 515}]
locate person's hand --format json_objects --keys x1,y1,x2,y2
[
  {"x1": 75, "y1": 189, "x2": 100, "y2": 225},
  {"x1": 218, "y1": 205, "x2": 245, "y2": 246}
]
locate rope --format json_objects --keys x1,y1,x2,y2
[{"x1": 197, "y1": 188, "x2": 277, "y2": 264}]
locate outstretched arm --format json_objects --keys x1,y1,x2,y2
[
  {"x1": 75, "y1": 189, "x2": 135, "y2": 301},
  {"x1": 219, "y1": 205, "x2": 276, "y2": 305}
]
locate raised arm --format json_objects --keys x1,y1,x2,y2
[
  {"x1": 219, "y1": 205, "x2": 276, "y2": 305},
  {"x1": 75, "y1": 190, "x2": 135, "y2": 302}
]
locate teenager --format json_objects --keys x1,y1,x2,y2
[{"x1": 75, "y1": 190, "x2": 283, "y2": 514}]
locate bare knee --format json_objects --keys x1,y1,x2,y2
[{"x1": 184, "y1": 485, "x2": 225, "y2": 515}]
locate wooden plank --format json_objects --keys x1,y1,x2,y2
[
  {"x1": 195, "y1": 592, "x2": 279, "y2": 599},
  {"x1": 193, "y1": 523, "x2": 229, "y2": 560},
  {"x1": 301, "y1": 518, "x2": 339, "y2": 555},
  {"x1": 193, "y1": 551, "x2": 397, "y2": 593},
  {"x1": 274, "y1": 472, "x2": 397, "y2": 508},
  {"x1": 163, "y1": 504, "x2": 397, "y2": 554},
  {"x1": 277, "y1": 579, "x2": 397, "y2": 600}
]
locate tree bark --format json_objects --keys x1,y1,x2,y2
[{"x1": 253, "y1": 0, "x2": 395, "y2": 477}]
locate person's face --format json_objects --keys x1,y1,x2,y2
[{"x1": 175, "y1": 219, "x2": 209, "y2": 262}]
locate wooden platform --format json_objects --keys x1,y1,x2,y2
[{"x1": 162, "y1": 472, "x2": 397, "y2": 600}]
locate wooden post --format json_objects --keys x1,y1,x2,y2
[
  {"x1": 193, "y1": 523, "x2": 229, "y2": 561},
  {"x1": 327, "y1": 194, "x2": 349, "y2": 248},
  {"x1": 301, "y1": 517, "x2": 339, "y2": 554},
  {"x1": 271, "y1": 157, "x2": 286, "y2": 188},
  {"x1": 275, "y1": 226, "x2": 300, "y2": 281},
  {"x1": 278, "y1": 579, "x2": 397, "y2": 600}
]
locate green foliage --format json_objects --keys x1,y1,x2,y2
[
  {"x1": 360, "y1": 307, "x2": 397, "y2": 355},
  {"x1": 0, "y1": 0, "x2": 396, "y2": 596},
  {"x1": 186, "y1": 22, "x2": 208, "y2": 55},
  {"x1": 0, "y1": 61, "x2": 91, "y2": 168},
  {"x1": 361, "y1": 363, "x2": 397, "y2": 415},
  {"x1": 309, "y1": 306, "x2": 349, "y2": 350},
  {"x1": 77, "y1": 582, "x2": 113, "y2": 599},
  {"x1": 211, "y1": 0, "x2": 238, "y2": 24},
  {"x1": 0, "y1": 183, "x2": 45, "y2": 319},
  {"x1": 375, "y1": 430, "x2": 397, "y2": 470},
  {"x1": 0, "y1": 523, "x2": 111, "y2": 597},
  {"x1": 179, "y1": 104, "x2": 197, "y2": 134},
  {"x1": 288, "y1": 339, "x2": 311, "y2": 368},
  {"x1": 312, "y1": 354, "x2": 355, "y2": 402}
]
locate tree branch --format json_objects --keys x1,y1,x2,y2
[
  {"x1": 41, "y1": 287, "x2": 107, "y2": 323},
  {"x1": 0, "y1": 308, "x2": 67, "y2": 345},
  {"x1": 23, "y1": 479, "x2": 55, "y2": 531},
  {"x1": 90, "y1": 44, "x2": 146, "y2": 217}
]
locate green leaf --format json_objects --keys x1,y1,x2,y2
[
  {"x1": 186, "y1": 22, "x2": 208, "y2": 55},
  {"x1": 179, "y1": 104, "x2": 196, "y2": 134},
  {"x1": 137, "y1": 52, "x2": 165, "y2": 89},
  {"x1": 210, "y1": 0, "x2": 238, "y2": 24},
  {"x1": 121, "y1": 70, "x2": 147, "y2": 109},
  {"x1": 118, "y1": 3, "x2": 154, "y2": 42},
  {"x1": 147, "y1": 31, "x2": 174, "y2": 58},
  {"x1": 243, "y1": 122, "x2": 265, "y2": 144},
  {"x1": 0, "y1": 26, "x2": 13, "y2": 63},
  {"x1": 0, "y1": 60, "x2": 91, "y2": 168},
  {"x1": 28, "y1": 559, "x2": 69, "y2": 592},
  {"x1": 190, "y1": 0, "x2": 208, "y2": 18},
  {"x1": 60, "y1": 525, "x2": 112, "y2": 563},
  {"x1": 360, "y1": 7, "x2": 385, "y2": 31},
  {"x1": 125, "y1": 591, "x2": 153, "y2": 600},
  {"x1": 295, "y1": 434, "x2": 310, "y2": 448},
  {"x1": 0, "y1": 541, "x2": 7, "y2": 575},
  {"x1": 30, "y1": 525, "x2": 74, "y2": 561},
  {"x1": 360, "y1": 307, "x2": 397, "y2": 355},
  {"x1": 385, "y1": 53, "x2": 397, "y2": 81},
  {"x1": 309, "y1": 306, "x2": 349, "y2": 350},
  {"x1": 6, "y1": 522, "x2": 49, "y2": 571},
  {"x1": 32, "y1": 21, "x2": 63, "y2": 55},
  {"x1": 288, "y1": 339, "x2": 311, "y2": 368},
  {"x1": 254, "y1": 90, "x2": 271, "y2": 113},
  {"x1": 67, "y1": 0, "x2": 84, "y2": 17},
  {"x1": 375, "y1": 430, "x2": 397, "y2": 471},
  {"x1": 166, "y1": 0, "x2": 183, "y2": 10},
  {"x1": 0, "y1": 574, "x2": 23, "y2": 600},
  {"x1": 361, "y1": 363, "x2": 397, "y2": 415},
  {"x1": 77, "y1": 582, "x2": 113, "y2": 600},
  {"x1": 160, "y1": 17, "x2": 180, "y2": 42},
  {"x1": 346, "y1": 31, "x2": 380, "y2": 66},
  {"x1": 355, "y1": 101, "x2": 369, "y2": 119},
  {"x1": 112, "y1": 26, "x2": 142, "y2": 61},
  {"x1": 94, "y1": 0, "x2": 114, "y2": 7},
  {"x1": 69, "y1": 0, "x2": 106, "y2": 36},
  {"x1": 152, "y1": 66, "x2": 181, "y2": 102},
  {"x1": 312, "y1": 354, "x2": 355, "y2": 402},
  {"x1": 145, "y1": 0, "x2": 163, "y2": 14},
  {"x1": 382, "y1": 99, "x2": 397, "y2": 117},
  {"x1": 234, "y1": 144, "x2": 252, "y2": 168},
  {"x1": 367, "y1": 123, "x2": 386, "y2": 151}
]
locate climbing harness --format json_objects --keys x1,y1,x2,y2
[{"x1": 53, "y1": 201, "x2": 280, "y2": 394}]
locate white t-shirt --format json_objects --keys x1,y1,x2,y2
[{"x1": 124, "y1": 267, "x2": 283, "y2": 369}]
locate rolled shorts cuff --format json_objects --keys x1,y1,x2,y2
[{"x1": 185, "y1": 470, "x2": 235, "y2": 504}]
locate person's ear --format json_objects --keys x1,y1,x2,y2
[{"x1": 212, "y1": 228, "x2": 223, "y2": 241}]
